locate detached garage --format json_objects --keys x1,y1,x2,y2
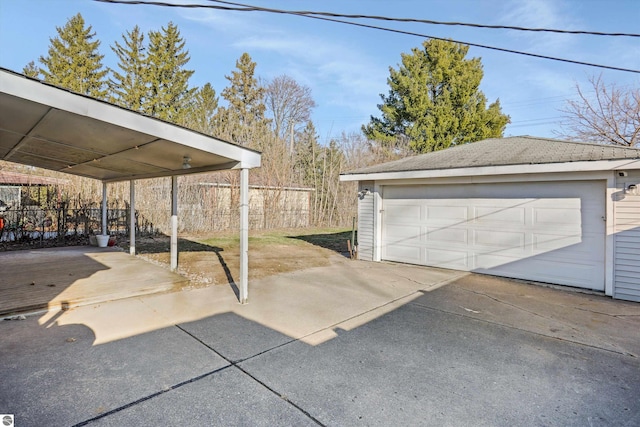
[{"x1": 340, "y1": 136, "x2": 640, "y2": 302}]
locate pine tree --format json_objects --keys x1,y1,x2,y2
[
  {"x1": 39, "y1": 13, "x2": 108, "y2": 99},
  {"x1": 295, "y1": 121, "x2": 320, "y2": 186},
  {"x1": 109, "y1": 26, "x2": 147, "y2": 111},
  {"x1": 217, "y1": 52, "x2": 271, "y2": 147},
  {"x1": 183, "y1": 83, "x2": 219, "y2": 135},
  {"x1": 22, "y1": 61, "x2": 40, "y2": 79},
  {"x1": 144, "y1": 22, "x2": 195, "y2": 123},
  {"x1": 363, "y1": 39, "x2": 510, "y2": 153}
]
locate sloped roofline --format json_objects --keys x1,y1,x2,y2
[{"x1": 340, "y1": 136, "x2": 640, "y2": 181}]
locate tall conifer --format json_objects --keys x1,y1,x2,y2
[
  {"x1": 144, "y1": 22, "x2": 195, "y2": 122},
  {"x1": 109, "y1": 26, "x2": 147, "y2": 111},
  {"x1": 363, "y1": 39, "x2": 509, "y2": 153},
  {"x1": 39, "y1": 13, "x2": 108, "y2": 99},
  {"x1": 217, "y1": 52, "x2": 270, "y2": 147}
]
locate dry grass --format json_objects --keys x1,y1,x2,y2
[{"x1": 121, "y1": 228, "x2": 353, "y2": 288}]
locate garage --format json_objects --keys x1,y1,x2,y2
[
  {"x1": 341, "y1": 136, "x2": 640, "y2": 301},
  {"x1": 382, "y1": 181, "x2": 605, "y2": 290}
]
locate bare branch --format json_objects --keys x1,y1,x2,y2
[{"x1": 558, "y1": 75, "x2": 640, "y2": 147}]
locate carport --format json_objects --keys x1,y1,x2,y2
[{"x1": 0, "y1": 68, "x2": 261, "y2": 304}]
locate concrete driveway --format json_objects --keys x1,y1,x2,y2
[{"x1": 1, "y1": 255, "x2": 639, "y2": 426}]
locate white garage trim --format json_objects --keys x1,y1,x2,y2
[
  {"x1": 341, "y1": 159, "x2": 640, "y2": 182},
  {"x1": 380, "y1": 180, "x2": 606, "y2": 291}
]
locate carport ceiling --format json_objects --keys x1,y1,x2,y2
[{"x1": 0, "y1": 68, "x2": 261, "y2": 183}]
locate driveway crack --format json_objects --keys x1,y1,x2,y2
[{"x1": 174, "y1": 325, "x2": 325, "y2": 426}]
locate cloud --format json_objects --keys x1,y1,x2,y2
[
  {"x1": 498, "y1": 0, "x2": 580, "y2": 54},
  {"x1": 234, "y1": 32, "x2": 387, "y2": 109}
]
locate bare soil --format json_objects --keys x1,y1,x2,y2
[{"x1": 121, "y1": 228, "x2": 354, "y2": 289}]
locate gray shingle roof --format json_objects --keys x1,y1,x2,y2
[{"x1": 344, "y1": 136, "x2": 640, "y2": 175}]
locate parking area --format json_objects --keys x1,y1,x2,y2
[
  {"x1": 1, "y1": 254, "x2": 639, "y2": 426},
  {"x1": 0, "y1": 246, "x2": 188, "y2": 317}
]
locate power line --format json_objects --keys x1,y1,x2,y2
[
  {"x1": 94, "y1": 0, "x2": 640, "y2": 74},
  {"x1": 206, "y1": 0, "x2": 640, "y2": 38}
]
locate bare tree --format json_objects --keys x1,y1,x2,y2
[
  {"x1": 558, "y1": 75, "x2": 640, "y2": 147},
  {"x1": 265, "y1": 75, "x2": 316, "y2": 140}
]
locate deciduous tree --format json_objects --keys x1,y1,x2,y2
[
  {"x1": 559, "y1": 75, "x2": 639, "y2": 147},
  {"x1": 363, "y1": 39, "x2": 509, "y2": 153},
  {"x1": 265, "y1": 75, "x2": 316, "y2": 140}
]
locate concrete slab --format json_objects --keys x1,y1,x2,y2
[
  {"x1": 89, "y1": 366, "x2": 317, "y2": 427},
  {"x1": 0, "y1": 315, "x2": 227, "y2": 427},
  {"x1": 1, "y1": 256, "x2": 638, "y2": 426},
  {"x1": 240, "y1": 302, "x2": 640, "y2": 426},
  {"x1": 0, "y1": 246, "x2": 188, "y2": 316},
  {"x1": 413, "y1": 273, "x2": 640, "y2": 357}
]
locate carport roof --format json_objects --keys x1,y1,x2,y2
[
  {"x1": 0, "y1": 68, "x2": 261, "y2": 183},
  {"x1": 342, "y1": 136, "x2": 640, "y2": 176}
]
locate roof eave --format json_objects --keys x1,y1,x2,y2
[{"x1": 339, "y1": 159, "x2": 640, "y2": 182}]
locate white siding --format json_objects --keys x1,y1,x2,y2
[
  {"x1": 357, "y1": 181, "x2": 375, "y2": 261},
  {"x1": 614, "y1": 171, "x2": 640, "y2": 302}
]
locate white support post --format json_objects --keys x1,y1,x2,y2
[
  {"x1": 129, "y1": 180, "x2": 136, "y2": 256},
  {"x1": 101, "y1": 182, "x2": 108, "y2": 235},
  {"x1": 239, "y1": 168, "x2": 249, "y2": 304},
  {"x1": 170, "y1": 176, "x2": 178, "y2": 272}
]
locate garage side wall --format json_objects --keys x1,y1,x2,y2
[
  {"x1": 357, "y1": 181, "x2": 375, "y2": 261},
  {"x1": 614, "y1": 170, "x2": 640, "y2": 302}
]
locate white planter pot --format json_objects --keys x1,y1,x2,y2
[{"x1": 96, "y1": 235, "x2": 110, "y2": 248}]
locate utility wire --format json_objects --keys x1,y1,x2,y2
[
  {"x1": 93, "y1": 0, "x2": 640, "y2": 73},
  {"x1": 207, "y1": 0, "x2": 640, "y2": 38}
]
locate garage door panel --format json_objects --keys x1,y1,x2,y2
[
  {"x1": 533, "y1": 207, "x2": 582, "y2": 226},
  {"x1": 426, "y1": 227, "x2": 467, "y2": 244},
  {"x1": 474, "y1": 206, "x2": 526, "y2": 225},
  {"x1": 473, "y1": 229, "x2": 525, "y2": 249},
  {"x1": 532, "y1": 233, "x2": 582, "y2": 252},
  {"x1": 426, "y1": 249, "x2": 468, "y2": 269},
  {"x1": 385, "y1": 204, "x2": 420, "y2": 222},
  {"x1": 477, "y1": 256, "x2": 602, "y2": 288},
  {"x1": 382, "y1": 181, "x2": 605, "y2": 291},
  {"x1": 384, "y1": 224, "x2": 422, "y2": 244},
  {"x1": 426, "y1": 205, "x2": 467, "y2": 221},
  {"x1": 385, "y1": 245, "x2": 421, "y2": 264}
]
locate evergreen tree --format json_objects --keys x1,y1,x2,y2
[
  {"x1": 217, "y1": 52, "x2": 270, "y2": 147},
  {"x1": 144, "y1": 22, "x2": 195, "y2": 123},
  {"x1": 39, "y1": 13, "x2": 108, "y2": 98},
  {"x1": 295, "y1": 121, "x2": 321, "y2": 187},
  {"x1": 184, "y1": 83, "x2": 219, "y2": 135},
  {"x1": 109, "y1": 26, "x2": 147, "y2": 111},
  {"x1": 363, "y1": 39, "x2": 510, "y2": 153},
  {"x1": 22, "y1": 61, "x2": 40, "y2": 79}
]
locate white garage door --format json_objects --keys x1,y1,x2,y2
[{"x1": 382, "y1": 181, "x2": 605, "y2": 290}]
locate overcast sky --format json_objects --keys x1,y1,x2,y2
[{"x1": 1, "y1": 0, "x2": 638, "y2": 144}]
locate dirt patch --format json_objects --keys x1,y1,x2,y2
[{"x1": 123, "y1": 228, "x2": 353, "y2": 289}]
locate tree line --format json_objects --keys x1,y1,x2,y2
[{"x1": 13, "y1": 13, "x2": 637, "y2": 231}]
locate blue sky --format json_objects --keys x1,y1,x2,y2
[{"x1": 1, "y1": 0, "x2": 638, "y2": 144}]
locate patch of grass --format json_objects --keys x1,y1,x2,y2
[{"x1": 197, "y1": 227, "x2": 352, "y2": 251}]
